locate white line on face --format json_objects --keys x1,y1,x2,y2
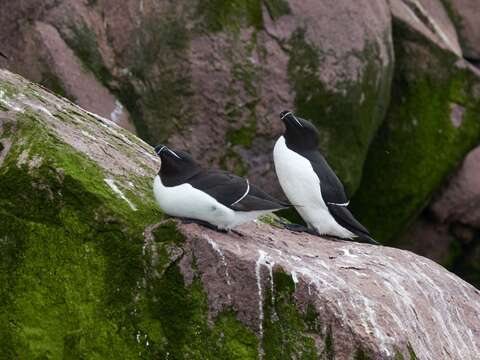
[
  {"x1": 281, "y1": 111, "x2": 303, "y2": 127},
  {"x1": 157, "y1": 146, "x2": 181, "y2": 159}
]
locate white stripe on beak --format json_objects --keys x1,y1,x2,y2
[{"x1": 281, "y1": 111, "x2": 303, "y2": 127}]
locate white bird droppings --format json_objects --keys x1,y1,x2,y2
[{"x1": 104, "y1": 178, "x2": 137, "y2": 211}]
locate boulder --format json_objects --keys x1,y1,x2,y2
[
  {"x1": 351, "y1": 1, "x2": 480, "y2": 243},
  {"x1": 389, "y1": 0, "x2": 462, "y2": 55},
  {"x1": 0, "y1": 0, "x2": 394, "y2": 194},
  {"x1": 402, "y1": 146, "x2": 480, "y2": 288},
  {"x1": 443, "y1": 0, "x2": 480, "y2": 60},
  {"x1": 2, "y1": 70, "x2": 480, "y2": 359}
]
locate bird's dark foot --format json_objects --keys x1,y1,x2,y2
[
  {"x1": 230, "y1": 229, "x2": 244, "y2": 237},
  {"x1": 322, "y1": 234, "x2": 344, "y2": 241},
  {"x1": 281, "y1": 222, "x2": 310, "y2": 233},
  {"x1": 179, "y1": 218, "x2": 227, "y2": 232},
  {"x1": 305, "y1": 228, "x2": 321, "y2": 237}
]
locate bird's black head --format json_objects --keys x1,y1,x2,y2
[
  {"x1": 154, "y1": 145, "x2": 199, "y2": 184},
  {"x1": 279, "y1": 110, "x2": 319, "y2": 150}
]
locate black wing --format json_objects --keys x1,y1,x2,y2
[
  {"x1": 327, "y1": 204, "x2": 378, "y2": 245},
  {"x1": 188, "y1": 170, "x2": 288, "y2": 211},
  {"x1": 302, "y1": 150, "x2": 348, "y2": 205}
]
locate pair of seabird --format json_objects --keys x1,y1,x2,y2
[{"x1": 153, "y1": 111, "x2": 377, "y2": 244}]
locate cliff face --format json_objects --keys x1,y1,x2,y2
[
  {"x1": 0, "y1": 0, "x2": 394, "y2": 195},
  {"x1": 1, "y1": 70, "x2": 480, "y2": 359}
]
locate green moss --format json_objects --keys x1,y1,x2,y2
[
  {"x1": 39, "y1": 71, "x2": 70, "y2": 100},
  {"x1": 441, "y1": 237, "x2": 462, "y2": 269},
  {"x1": 63, "y1": 23, "x2": 112, "y2": 85},
  {"x1": 197, "y1": 0, "x2": 263, "y2": 32},
  {"x1": 354, "y1": 347, "x2": 373, "y2": 360},
  {"x1": 264, "y1": 0, "x2": 291, "y2": 20},
  {"x1": 287, "y1": 28, "x2": 392, "y2": 194},
  {"x1": 407, "y1": 343, "x2": 419, "y2": 360},
  {"x1": 128, "y1": 15, "x2": 193, "y2": 145},
  {"x1": 139, "y1": 262, "x2": 259, "y2": 359},
  {"x1": 275, "y1": 208, "x2": 306, "y2": 226},
  {"x1": 211, "y1": 311, "x2": 259, "y2": 359},
  {"x1": 226, "y1": 116, "x2": 257, "y2": 148},
  {"x1": 0, "y1": 113, "x2": 166, "y2": 357},
  {"x1": 220, "y1": 148, "x2": 249, "y2": 176},
  {"x1": 197, "y1": 0, "x2": 290, "y2": 32},
  {"x1": 60, "y1": 16, "x2": 193, "y2": 145},
  {"x1": 152, "y1": 220, "x2": 186, "y2": 246},
  {"x1": 322, "y1": 326, "x2": 335, "y2": 360},
  {"x1": 351, "y1": 19, "x2": 480, "y2": 244},
  {"x1": 262, "y1": 269, "x2": 319, "y2": 359}
]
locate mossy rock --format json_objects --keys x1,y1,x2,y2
[
  {"x1": 351, "y1": 18, "x2": 480, "y2": 244},
  {"x1": 33, "y1": 0, "x2": 394, "y2": 195},
  {"x1": 0, "y1": 70, "x2": 261, "y2": 358}
]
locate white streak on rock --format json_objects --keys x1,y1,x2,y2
[
  {"x1": 110, "y1": 100, "x2": 124, "y2": 124},
  {"x1": 291, "y1": 271, "x2": 298, "y2": 288},
  {"x1": 206, "y1": 236, "x2": 232, "y2": 286},
  {"x1": 255, "y1": 249, "x2": 276, "y2": 357},
  {"x1": 255, "y1": 250, "x2": 266, "y2": 357},
  {"x1": 25, "y1": 101, "x2": 54, "y2": 118},
  {"x1": 81, "y1": 130, "x2": 97, "y2": 141},
  {"x1": 104, "y1": 178, "x2": 137, "y2": 211}
]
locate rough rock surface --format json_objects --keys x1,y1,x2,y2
[
  {"x1": 0, "y1": 0, "x2": 394, "y2": 195},
  {"x1": 390, "y1": 0, "x2": 462, "y2": 55},
  {"x1": 444, "y1": 0, "x2": 480, "y2": 59},
  {"x1": 180, "y1": 221, "x2": 480, "y2": 359},
  {"x1": 351, "y1": 2, "x2": 480, "y2": 243},
  {"x1": 2, "y1": 70, "x2": 480, "y2": 359}
]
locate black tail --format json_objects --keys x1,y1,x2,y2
[{"x1": 327, "y1": 204, "x2": 380, "y2": 246}]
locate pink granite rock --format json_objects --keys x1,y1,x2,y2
[
  {"x1": 0, "y1": 0, "x2": 394, "y2": 195},
  {"x1": 449, "y1": 0, "x2": 480, "y2": 59},
  {"x1": 177, "y1": 220, "x2": 480, "y2": 359}
]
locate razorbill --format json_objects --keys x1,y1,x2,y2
[
  {"x1": 153, "y1": 145, "x2": 289, "y2": 231},
  {"x1": 273, "y1": 111, "x2": 378, "y2": 245}
]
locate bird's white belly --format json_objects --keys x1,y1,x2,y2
[
  {"x1": 273, "y1": 137, "x2": 354, "y2": 238},
  {"x1": 153, "y1": 176, "x2": 269, "y2": 229}
]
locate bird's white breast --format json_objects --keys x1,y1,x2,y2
[
  {"x1": 273, "y1": 136, "x2": 354, "y2": 238},
  {"x1": 153, "y1": 176, "x2": 270, "y2": 229}
]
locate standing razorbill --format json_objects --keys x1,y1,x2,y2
[
  {"x1": 273, "y1": 111, "x2": 378, "y2": 244},
  {"x1": 153, "y1": 145, "x2": 289, "y2": 231}
]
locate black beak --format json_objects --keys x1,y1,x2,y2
[{"x1": 0, "y1": 51, "x2": 8, "y2": 60}]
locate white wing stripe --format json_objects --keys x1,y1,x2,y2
[
  {"x1": 328, "y1": 201, "x2": 350, "y2": 207},
  {"x1": 231, "y1": 179, "x2": 250, "y2": 206}
]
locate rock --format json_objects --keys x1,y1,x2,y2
[
  {"x1": 0, "y1": 0, "x2": 394, "y2": 194},
  {"x1": 443, "y1": 0, "x2": 480, "y2": 60},
  {"x1": 351, "y1": 3, "x2": 480, "y2": 243},
  {"x1": 389, "y1": 0, "x2": 462, "y2": 56},
  {"x1": 2, "y1": 70, "x2": 480, "y2": 359},
  {"x1": 402, "y1": 146, "x2": 480, "y2": 288},
  {"x1": 430, "y1": 146, "x2": 480, "y2": 225},
  {"x1": 0, "y1": 1, "x2": 136, "y2": 133}
]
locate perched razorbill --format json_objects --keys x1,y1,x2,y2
[
  {"x1": 153, "y1": 145, "x2": 289, "y2": 231},
  {"x1": 273, "y1": 111, "x2": 378, "y2": 244}
]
